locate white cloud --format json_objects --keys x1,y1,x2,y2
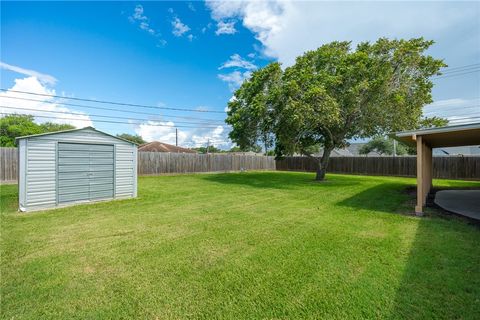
[
  {"x1": 131, "y1": 4, "x2": 147, "y2": 21},
  {"x1": 189, "y1": 125, "x2": 231, "y2": 149},
  {"x1": 157, "y1": 39, "x2": 167, "y2": 47},
  {"x1": 187, "y1": 2, "x2": 196, "y2": 12},
  {"x1": 215, "y1": 21, "x2": 237, "y2": 35},
  {"x1": 0, "y1": 61, "x2": 57, "y2": 85},
  {"x1": 134, "y1": 120, "x2": 185, "y2": 144},
  {"x1": 218, "y1": 70, "x2": 251, "y2": 91},
  {"x1": 202, "y1": 23, "x2": 212, "y2": 34},
  {"x1": 129, "y1": 4, "x2": 165, "y2": 42},
  {"x1": 195, "y1": 106, "x2": 209, "y2": 112},
  {"x1": 217, "y1": 54, "x2": 256, "y2": 90},
  {"x1": 206, "y1": 1, "x2": 478, "y2": 66},
  {"x1": 0, "y1": 76, "x2": 92, "y2": 128},
  {"x1": 187, "y1": 34, "x2": 194, "y2": 42},
  {"x1": 224, "y1": 96, "x2": 236, "y2": 112},
  {"x1": 423, "y1": 98, "x2": 480, "y2": 125},
  {"x1": 219, "y1": 54, "x2": 257, "y2": 70},
  {"x1": 134, "y1": 121, "x2": 232, "y2": 149},
  {"x1": 172, "y1": 17, "x2": 191, "y2": 37},
  {"x1": 139, "y1": 21, "x2": 155, "y2": 35}
]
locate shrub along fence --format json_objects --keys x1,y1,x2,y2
[
  {"x1": 1, "y1": 147, "x2": 479, "y2": 182},
  {"x1": 276, "y1": 156, "x2": 480, "y2": 180}
]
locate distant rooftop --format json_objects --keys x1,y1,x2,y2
[{"x1": 138, "y1": 141, "x2": 197, "y2": 153}]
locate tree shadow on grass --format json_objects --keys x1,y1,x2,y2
[
  {"x1": 200, "y1": 171, "x2": 360, "y2": 190},
  {"x1": 338, "y1": 182, "x2": 480, "y2": 318},
  {"x1": 387, "y1": 217, "x2": 480, "y2": 319},
  {"x1": 336, "y1": 182, "x2": 412, "y2": 214}
]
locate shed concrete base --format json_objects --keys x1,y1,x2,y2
[{"x1": 434, "y1": 190, "x2": 480, "y2": 221}]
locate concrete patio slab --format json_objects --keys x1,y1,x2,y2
[{"x1": 434, "y1": 190, "x2": 480, "y2": 220}]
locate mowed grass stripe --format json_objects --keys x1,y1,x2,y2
[{"x1": 1, "y1": 172, "x2": 479, "y2": 319}]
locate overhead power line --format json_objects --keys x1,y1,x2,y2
[
  {"x1": 439, "y1": 67, "x2": 480, "y2": 76},
  {"x1": 446, "y1": 115, "x2": 480, "y2": 119},
  {"x1": 424, "y1": 104, "x2": 480, "y2": 110},
  {"x1": 0, "y1": 106, "x2": 224, "y2": 127},
  {"x1": 448, "y1": 117, "x2": 480, "y2": 124},
  {"x1": 0, "y1": 111, "x2": 226, "y2": 129},
  {"x1": 0, "y1": 95, "x2": 226, "y2": 123},
  {"x1": 432, "y1": 69, "x2": 480, "y2": 80},
  {"x1": 0, "y1": 89, "x2": 226, "y2": 114},
  {"x1": 429, "y1": 62, "x2": 480, "y2": 80},
  {"x1": 423, "y1": 106, "x2": 480, "y2": 116},
  {"x1": 440, "y1": 63, "x2": 480, "y2": 72},
  {"x1": 440, "y1": 66, "x2": 480, "y2": 75}
]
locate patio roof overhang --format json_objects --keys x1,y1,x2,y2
[
  {"x1": 394, "y1": 122, "x2": 480, "y2": 215},
  {"x1": 395, "y1": 123, "x2": 480, "y2": 148}
]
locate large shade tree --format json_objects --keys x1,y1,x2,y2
[{"x1": 226, "y1": 38, "x2": 446, "y2": 180}]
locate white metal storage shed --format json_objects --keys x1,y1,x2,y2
[{"x1": 16, "y1": 127, "x2": 137, "y2": 212}]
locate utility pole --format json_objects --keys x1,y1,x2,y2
[
  {"x1": 206, "y1": 139, "x2": 210, "y2": 154},
  {"x1": 393, "y1": 139, "x2": 397, "y2": 157},
  {"x1": 175, "y1": 128, "x2": 178, "y2": 147}
]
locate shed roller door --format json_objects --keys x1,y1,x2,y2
[{"x1": 58, "y1": 143, "x2": 114, "y2": 203}]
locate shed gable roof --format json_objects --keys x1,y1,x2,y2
[{"x1": 15, "y1": 126, "x2": 137, "y2": 145}]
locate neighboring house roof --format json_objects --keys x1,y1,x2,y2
[
  {"x1": 433, "y1": 146, "x2": 480, "y2": 156},
  {"x1": 331, "y1": 148, "x2": 354, "y2": 157},
  {"x1": 229, "y1": 151, "x2": 264, "y2": 156},
  {"x1": 15, "y1": 126, "x2": 137, "y2": 145},
  {"x1": 138, "y1": 141, "x2": 197, "y2": 153},
  {"x1": 314, "y1": 144, "x2": 382, "y2": 157},
  {"x1": 347, "y1": 143, "x2": 384, "y2": 156}
]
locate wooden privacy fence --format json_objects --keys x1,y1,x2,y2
[
  {"x1": 138, "y1": 152, "x2": 276, "y2": 175},
  {"x1": 0, "y1": 148, "x2": 17, "y2": 182},
  {"x1": 276, "y1": 156, "x2": 480, "y2": 180},
  {"x1": 2, "y1": 147, "x2": 479, "y2": 182}
]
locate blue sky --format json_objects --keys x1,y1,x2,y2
[{"x1": 1, "y1": 1, "x2": 479, "y2": 148}]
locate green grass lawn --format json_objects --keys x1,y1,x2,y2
[{"x1": 1, "y1": 172, "x2": 479, "y2": 319}]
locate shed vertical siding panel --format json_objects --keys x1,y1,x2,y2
[
  {"x1": 133, "y1": 147, "x2": 138, "y2": 197},
  {"x1": 116, "y1": 144, "x2": 135, "y2": 198},
  {"x1": 18, "y1": 141, "x2": 26, "y2": 210},
  {"x1": 25, "y1": 138, "x2": 57, "y2": 209}
]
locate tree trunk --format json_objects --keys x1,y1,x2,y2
[{"x1": 315, "y1": 146, "x2": 333, "y2": 181}]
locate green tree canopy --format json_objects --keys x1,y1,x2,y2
[
  {"x1": 226, "y1": 38, "x2": 447, "y2": 180},
  {"x1": 0, "y1": 114, "x2": 75, "y2": 147},
  {"x1": 192, "y1": 146, "x2": 223, "y2": 154},
  {"x1": 226, "y1": 63, "x2": 282, "y2": 154},
  {"x1": 39, "y1": 122, "x2": 75, "y2": 133},
  {"x1": 116, "y1": 133, "x2": 146, "y2": 145},
  {"x1": 359, "y1": 136, "x2": 410, "y2": 156}
]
